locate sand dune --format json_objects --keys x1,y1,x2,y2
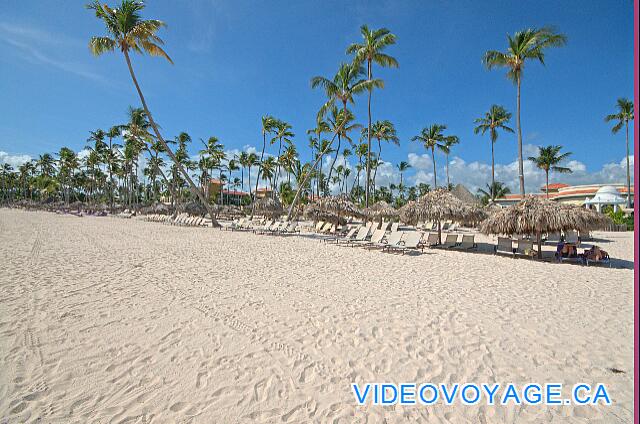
[{"x1": 0, "y1": 209, "x2": 634, "y2": 423}]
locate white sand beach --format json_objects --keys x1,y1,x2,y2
[{"x1": 0, "y1": 209, "x2": 634, "y2": 423}]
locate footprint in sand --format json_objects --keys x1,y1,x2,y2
[{"x1": 170, "y1": 402, "x2": 187, "y2": 412}]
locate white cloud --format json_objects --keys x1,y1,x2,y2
[{"x1": 0, "y1": 151, "x2": 32, "y2": 169}]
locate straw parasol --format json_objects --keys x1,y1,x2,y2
[
  {"x1": 303, "y1": 202, "x2": 347, "y2": 225},
  {"x1": 480, "y1": 196, "x2": 613, "y2": 258},
  {"x1": 364, "y1": 200, "x2": 399, "y2": 222},
  {"x1": 400, "y1": 188, "x2": 487, "y2": 244},
  {"x1": 253, "y1": 197, "x2": 284, "y2": 218},
  {"x1": 315, "y1": 195, "x2": 364, "y2": 218}
]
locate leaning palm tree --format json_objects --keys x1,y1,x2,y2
[
  {"x1": 86, "y1": 0, "x2": 218, "y2": 224},
  {"x1": 411, "y1": 124, "x2": 447, "y2": 188},
  {"x1": 483, "y1": 27, "x2": 567, "y2": 197},
  {"x1": 347, "y1": 25, "x2": 398, "y2": 207},
  {"x1": 474, "y1": 105, "x2": 514, "y2": 199},
  {"x1": 605, "y1": 97, "x2": 634, "y2": 208},
  {"x1": 528, "y1": 145, "x2": 572, "y2": 198}
]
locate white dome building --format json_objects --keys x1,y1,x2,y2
[{"x1": 584, "y1": 185, "x2": 627, "y2": 212}]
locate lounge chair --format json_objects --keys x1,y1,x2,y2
[
  {"x1": 437, "y1": 234, "x2": 458, "y2": 249},
  {"x1": 327, "y1": 226, "x2": 358, "y2": 243},
  {"x1": 390, "y1": 222, "x2": 399, "y2": 232},
  {"x1": 453, "y1": 234, "x2": 477, "y2": 250},
  {"x1": 495, "y1": 237, "x2": 514, "y2": 256},
  {"x1": 515, "y1": 240, "x2": 536, "y2": 258},
  {"x1": 386, "y1": 231, "x2": 424, "y2": 254},
  {"x1": 446, "y1": 223, "x2": 459, "y2": 232},
  {"x1": 314, "y1": 221, "x2": 325, "y2": 232},
  {"x1": 253, "y1": 220, "x2": 274, "y2": 234},
  {"x1": 340, "y1": 226, "x2": 370, "y2": 246},
  {"x1": 366, "y1": 230, "x2": 403, "y2": 250},
  {"x1": 353, "y1": 229, "x2": 386, "y2": 248},
  {"x1": 424, "y1": 232, "x2": 440, "y2": 248},
  {"x1": 441, "y1": 221, "x2": 452, "y2": 231}
]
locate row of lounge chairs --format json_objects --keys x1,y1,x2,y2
[
  {"x1": 417, "y1": 221, "x2": 460, "y2": 232},
  {"x1": 227, "y1": 218, "x2": 299, "y2": 235},
  {"x1": 143, "y1": 213, "x2": 213, "y2": 227},
  {"x1": 321, "y1": 222, "x2": 478, "y2": 255}
]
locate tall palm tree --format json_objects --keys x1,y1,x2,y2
[
  {"x1": 528, "y1": 145, "x2": 572, "y2": 198},
  {"x1": 483, "y1": 26, "x2": 567, "y2": 197},
  {"x1": 474, "y1": 105, "x2": 514, "y2": 199},
  {"x1": 346, "y1": 25, "x2": 398, "y2": 207},
  {"x1": 438, "y1": 135, "x2": 459, "y2": 188},
  {"x1": 397, "y1": 161, "x2": 411, "y2": 186},
  {"x1": 255, "y1": 115, "x2": 276, "y2": 201},
  {"x1": 246, "y1": 152, "x2": 259, "y2": 199},
  {"x1": 605, "y1": 97, "x2": 634, "y2": 208},
  {"x1": 87, "y1": 0, "x2": 218, "y2": 224},
  {"x1": 286, "y1": 62, "x2": 377, "y2": 218},
  {"x1": 366, "y1": 119, "x2": 399, "y2": 196},
  {"x1": 270, "y1": 119, "x2": 294, "y2": 190},
  {"x1": 411, "y1": 124, "x2": 447, "y2": 188},
  {"x1": 326, "y1": 106, "x2": 360, "y2": 186},
  {"x1": 105, "y1": 125, "x2": 121, "y2": 210},
  {"x1": 237, "y1": 151, "x2": 249, "y2": 192}
]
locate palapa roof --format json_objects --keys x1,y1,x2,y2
[
  {"x1": 399, "y1": 188, "x2": 486, "y2": 225},
  {"x1": 450, "y1": 184, "x2": 480, "y2": 206},
  {"x1": 314, "y1": 195, "x2": 364, "y2": 218},
  {"x1": 480, "y1": 196, "x2": 612, "y2": 235},
  {"x1": 363, "y1": 200, "x2": 398, "y2": 220},
  {"x1": 302, "y1": 203, "x2": 347, "y2": 225},
  {"x1": 253, "y1": 196, "x2": 283, "y2": 217}
]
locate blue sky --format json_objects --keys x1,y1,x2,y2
[{"x1": 0, "y1": 0, "x2": 635, "y2": 193}]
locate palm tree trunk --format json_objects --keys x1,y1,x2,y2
[
  {"x1": 490, "y1": 140, "x2": 495, "y2": 200},
  {"x1": 431, "y1": 147, "x2": 437, "y2": 188},
  {"x1": 365, "y1": 59, "x2": 373, "y2": 208},
  {"x1": 122, "y1": 49, "x2": 219, "y2": 226},
  {"x1": 545, "y1": 170, "x2": 549, "y2": 199},
  {"x1": 516, "y1": 76, "x2": 525, "y2": 197},
  {"x1": 625, "y1": 121, "x2": 630, "y2": 208},
  {"x1": 446, "y1": 153, "x2": 450, "y2": 188},
  {"x1": 253, "y1": 132, "x2": 267, "y2": 210},
  {"x1": 287, "y1": 128, "x2": 343, "y2": 221},
  {"x1": 328, "y1": 135, "x2": 341, "y2": 187}
]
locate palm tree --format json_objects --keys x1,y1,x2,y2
[
  {"x1": 397, "y1": 161, "x2": 411, "y2": 187},
  {"x1": 326, "y1": 106, "x2": 360, "y2": 186},
  {"x1": 366, "y1": 120, "x2": 399, "y2": 195},
  {"x1": 483, "y1": 27, "x2": 567, "y2": 197},
  {"x1": 237, "y1": 151, "x2": 249, "y2": 192},
  {"x1": 605, "y1": 97, "x2": 634, "y2": 208},
  {"x1": 255, "y1": 115, "x2": 276, "y2": 202},
  {"x1": 528, "y1": 145, "x2": 572, "y2": 198},
  {"x1": 474, "y1": 105, "x2": 514, "y2": 199},
  {"x1": 270, "y1": 119, "x2": 294, "y2": 190},
  {"x1": 411, "y1": 124, "x2": 447, "y2": 188},
  {"x1": 477, "y1": 182, "x2": 511, "y2": 205},
  {"x1": 87, "y1": 0, "x2": 218, "y2": 224},
  {"x1": 105, "y1": 125, "x2": 121, "y2": 209},
  {"x1": 347, "y1": 25, "x2": 398, "y2": 207},
  {"x1": 260, "y1": 156, "x2": 276, "y2": 191},
  {"x1": 438, "y1": 135, "x2": 459, "y2": 188},
  {"x1": 246, "y1": 152, "x2": 259, "y2": 199}
]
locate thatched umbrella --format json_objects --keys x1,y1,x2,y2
[
  {"x1": 400, "y1": 188, "x2": 487, "y2": 244},
  {"x1": 253, "y1": 196, "x2": 283, "y2": 218},
  {"x1": 480, "y1": 196, "x2": 613, "y2": 259},
  {"x1": 364, "y1": 200, "x2": 399, "y2": 223},
  {"x1": 315, "y1": 195, "x2": 364, "y2": 218},
  {"x1": 303, "y1": 203, "x2": 347, "y2": 225}
]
